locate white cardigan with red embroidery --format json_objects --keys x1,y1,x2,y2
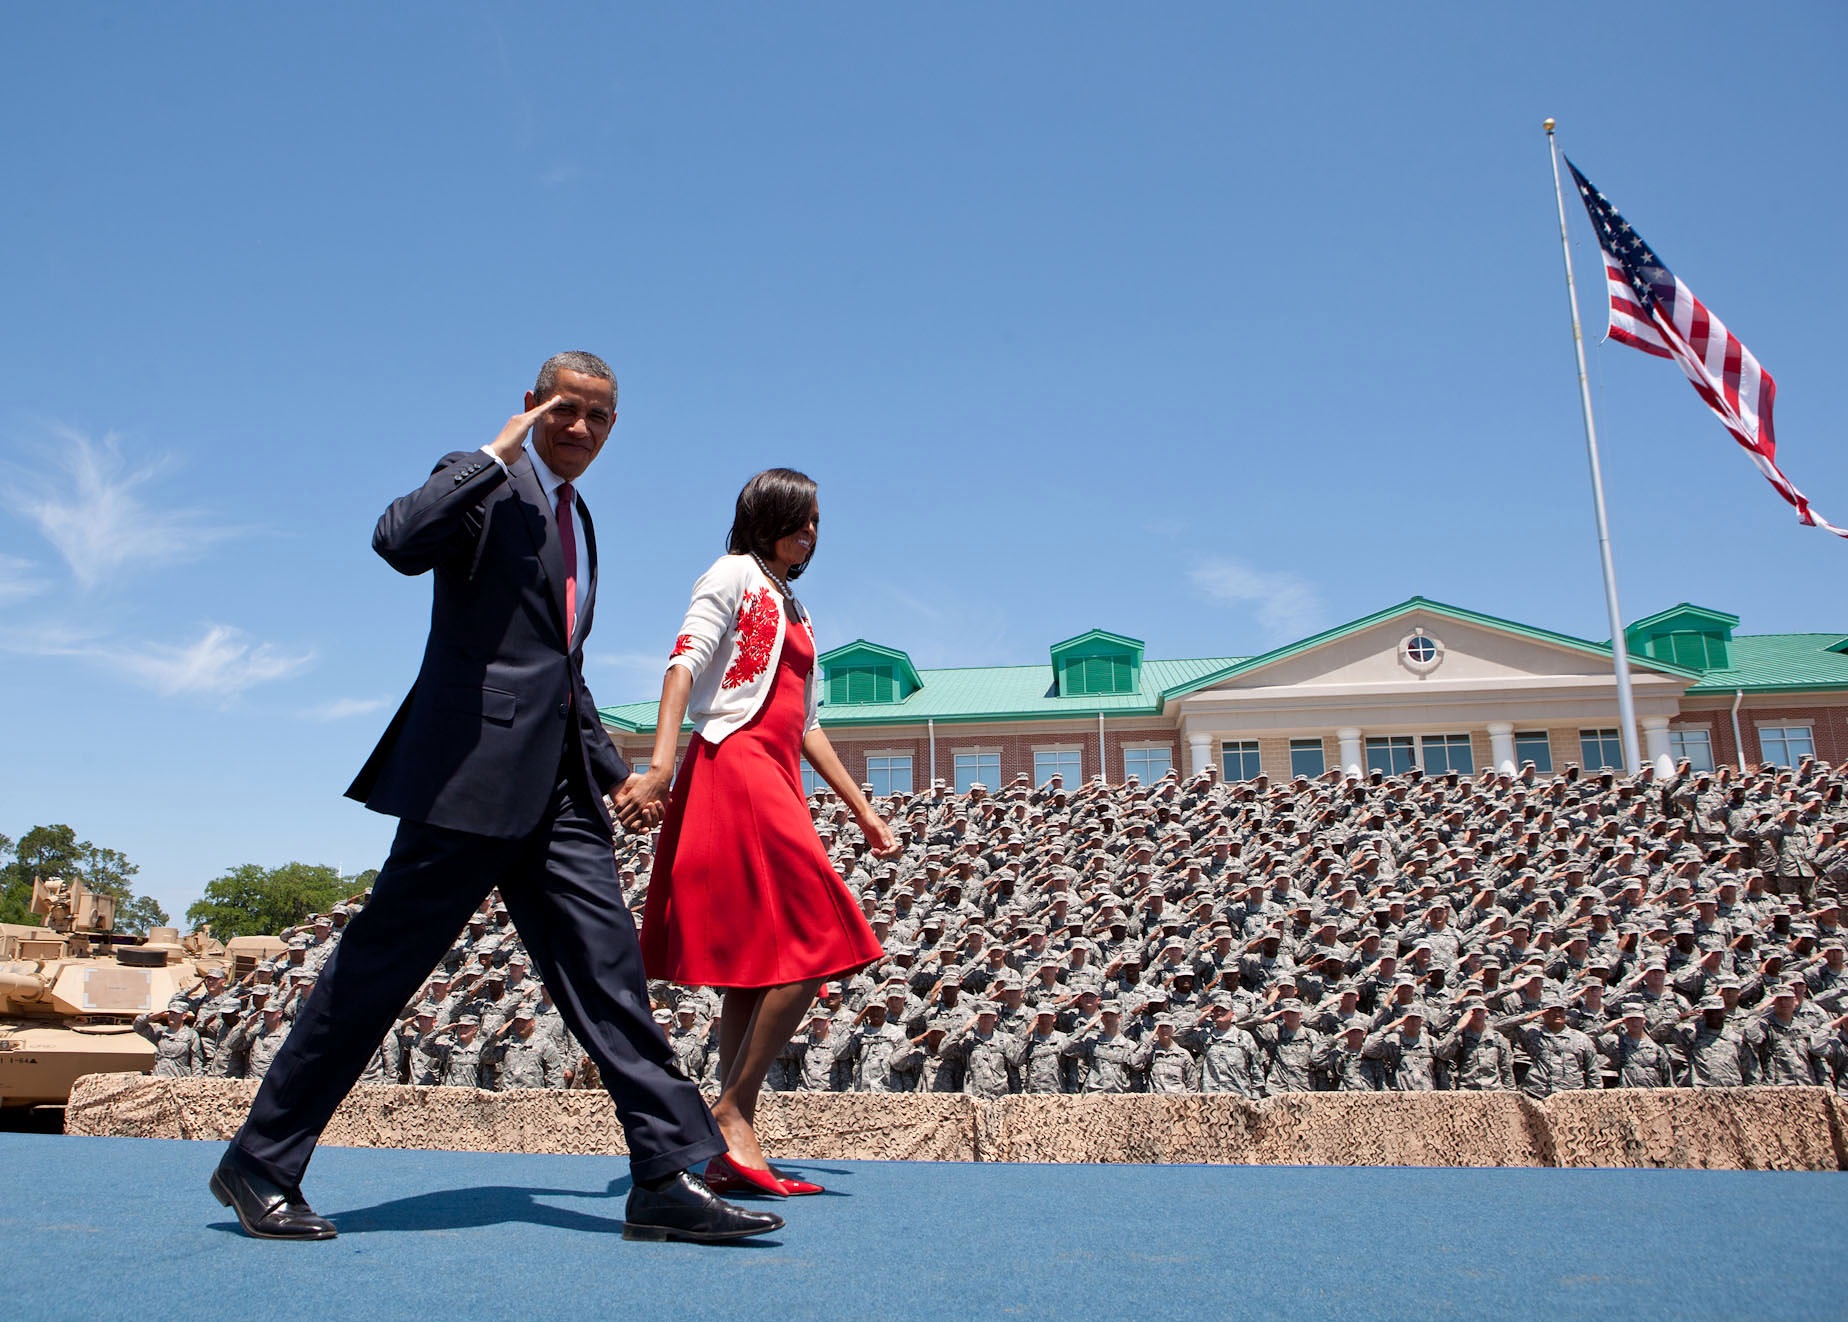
[{"x1": 667, "y1": 554, "x2": 821, "y2": 747}]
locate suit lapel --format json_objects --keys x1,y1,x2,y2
[
  {"x1": 577, "y1": 499, "x2": 599, "y2": 651},
  {"x1": 510, "y1": 455, "x2": 572, "y2": 643}
]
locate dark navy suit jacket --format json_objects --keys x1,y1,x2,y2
[{"x1": 346, "y1": 449, "x2": 631, "y2": 839}]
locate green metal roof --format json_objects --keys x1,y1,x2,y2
[
  {"x1": 598, "y1": 655, "x2": 1242, "y2": 733},
  {"x1": 1686, "y1": 634, "x2": 1848, "y2": 694},
  {"x1": 598, "y1": 600, "x2": 1847, "y2": 734}
]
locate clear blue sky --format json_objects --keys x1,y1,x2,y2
[{"x1": 2, "y1": 4, "x2": 1842, "y2": 923}]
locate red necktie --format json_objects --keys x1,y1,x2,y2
[{"x1": 555, "y1": 481, "x2": 577, "y2": 642}]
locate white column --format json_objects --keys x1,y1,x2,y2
[
  {"x1": 1641, "y1": 716, "x2": 1674, "y2": 778},
  {"x1": 1187, "y1": 733, "x2": 1213, "y2": 778},
  {"x1": 1487, "y1": 721, "x2": 1517, "y2": 775},
  {"x1": 1335, "y1": 727, "x2": 1363, "y2": 777}
]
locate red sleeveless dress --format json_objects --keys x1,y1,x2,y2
[{"x1": 641, "y1": 620, "x2": 884, "y2": 989}]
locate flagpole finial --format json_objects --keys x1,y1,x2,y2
[{"x1": 1543, "y1": 118, "x2": 1556, "y2": 134}]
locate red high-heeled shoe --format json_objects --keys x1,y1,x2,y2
[
  {"x1": 706, "y1": 1151, "x2": 787, "y2": 1198},
  {"x1": 771, "y1": 1167, "x2": 825, "y2": 1196}
]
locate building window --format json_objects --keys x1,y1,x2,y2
[
  {"x1": 1365, "y1": 736, "x2": 1415, "y2": 775},
  {"x1": 1758, "y1": 724, "x2": 1815, "y2": 767},
  {"x1": 1514, "y1": 731, "x2": 1552, "y2": 773},
  {"x1": 801, "y1": 759, "x2": 826, "y2": 796},
  {"x1": 954, "y1": 752, "x2": 1000, "y2": 794},
  {"x1": 1034, "y1": 749, "x2": 1082, "y2": 788},
  {"x1": 1421, "y1": 733, "x2": 1474, "y2": 775},
  {"x1": 1289, "y1": 738, "x2": 1325, "y2": 778},
  {"x1": 867, "y1": 754, "x2": 913, "y2": 796},
  {"x1": 1222, "y1": 740, "x2": 1261, "y2": 781},
  {"x1": 1579, "y1": 728, "x2": 1624, "y2": 771},
  {"x1": 1123, "y1": 747, "x2": 1172, "y2": 783},
  {"x1": 1668, "y1": 728, "x2": 1714, "y2": 773}
]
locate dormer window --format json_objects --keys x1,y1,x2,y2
[
  {"x1": 816, "y1": 640, "x2": 921, "y2": 707},
  {"x1": 1050, "y1": 630, "x2": 1145, "y2": 698},
  {"x1": 1623, "y1": 604, "x2": 1738, "y2": 673}
]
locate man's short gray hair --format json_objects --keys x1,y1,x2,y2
[{"x1": 534, "y1": 350, "x2": 617, "y2": 405}]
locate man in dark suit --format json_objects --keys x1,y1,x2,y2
[{"x1": 210, "y1": 351, "x2": 779, "y2": 1244}]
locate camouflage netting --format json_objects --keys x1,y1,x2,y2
[
  {"x1": 65, "y1": 1074, "x2": 976, "y2": 1162},
  {"x1": 65, "y1": 1074, "x2": 1846, "y2": 1169},
  {"x1": 978, "y1": 1091, "x2": 1552, "y2": 1165},
  {"x1": 1540, "y1": 1086, "x2": 1843, "y2": 1170}
]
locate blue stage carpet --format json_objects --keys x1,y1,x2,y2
[{"x1": 4, "y1": 1134, "x2": 1843, "y2": 1322}]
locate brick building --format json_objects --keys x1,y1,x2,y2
[{"x1": 598, "y1": 597, "x2": 1848, "y2": 792}]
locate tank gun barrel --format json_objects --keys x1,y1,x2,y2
[{"x1": 0, "y1": 968, "x2": 48, "y2": 998}]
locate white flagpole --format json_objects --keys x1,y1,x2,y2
[{"x1": 1545, "y1": 118, "x2": 1642, "y2": 775}]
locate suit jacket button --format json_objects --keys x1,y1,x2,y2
[{"x1": 558, "y1": 702, "x2": 569, "y2": 717}]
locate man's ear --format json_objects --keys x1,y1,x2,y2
[{"x1": 524, "y1": 390, "x2": 538, "y2": 411}]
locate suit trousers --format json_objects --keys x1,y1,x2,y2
[{"x1": 233, "y1": 741, "x2": 724, "y2": 1187}]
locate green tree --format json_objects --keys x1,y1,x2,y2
[
  {"x1": 185, "y1": 862, "x2": 349, "y2": 939},
  {"x1": 0, "y1": 824, "x2": 169, "y2": 935}
]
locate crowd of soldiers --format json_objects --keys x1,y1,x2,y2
[{"x1": 137, "y1": 753, "x2": 1848, "y2": 1101}]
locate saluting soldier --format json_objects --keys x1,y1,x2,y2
[
  {"x1": 484, "y1": 1006, "x2": 567, "y2": 1089},
  {"x1": 1435, "y1": 1000, "x2": 1516, "y2": 1091},
  {"x1": 133, "y1": 999, "x2": 206, "y2": 1078}
]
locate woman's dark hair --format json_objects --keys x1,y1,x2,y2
[{"x1": 727, "y1": 468, "x2": 819, "y2": 580}]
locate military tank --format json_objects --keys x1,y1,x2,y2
[{"x1": 0, "y1": 876, "x2": 228, "y2": 1108}]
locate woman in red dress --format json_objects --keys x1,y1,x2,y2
[{"x1": 634, "y1": 468, "x2": 898, "y2": 1197}]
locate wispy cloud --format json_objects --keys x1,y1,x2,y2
[
  {"x1": 304, "y1": 696, "x2": 390, "y2": 722},
  {"x1": 1189, "y1": 558, "x2": 1324, "y2": 642},
  {"x1": 882, "y1": 584, "x2": 946, "y2": 625},
  {"x1": 0, "y1": 554, "x2": 46, "y2": 605},
  {"x1": 4, "y1": 426, "x2": 242, "y2": 589},
  {"x1": 4, "y1": 621, "x2": 313, "y2": 703}
]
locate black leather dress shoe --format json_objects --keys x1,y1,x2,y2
[
  {"x1": 623, "y1": 1170, "x2": 785, "y2": 1243},
  {"x1": 209, "y1": 1148, "x2": 338, "y2": 1241}
]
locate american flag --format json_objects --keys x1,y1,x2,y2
[{"x1": 1566, "y1": 157, "x2": 1846, "y2": 539}]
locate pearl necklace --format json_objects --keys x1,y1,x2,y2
[
  {"x1": 750, "y1": 551, "x2": 790, "y2": 595},
  {"x1": 751, "y1": 552, "x2": 805, "y2": 620}
]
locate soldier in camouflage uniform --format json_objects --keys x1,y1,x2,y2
[
  {"x1": 1675, "y1": 997, "x2": 1754, "y2": 1086},
  {"x1": 794, "y1": 1012, "x2": 851, "y2": 1092},
  {"x1": 1249, "y1": 999, "x2": 1318, "y2": 1096},
  {"x1": 483, "y1": 1006, "x2": 567, "y2": 1089},
  {"x1": 433, "y1": 1014, "x2": 490, "y2": 1088},
  {"x1": 1501, "y1": 999, "x2": 1599, "y2": 1097},
  {"x1": 1183, "y1": 996, "x2": 1266, "y2": 1097},
  {"x1": 1362, "y1": 1011, "x2": 1439, "y2": 1091},
  {"x1": 1745, "y1": 986, "x2": 1821, "y2": 1085},
  {"x1": 1312, "y1": 1022, "x2": 1381, "y2": 1092},
  {"x1": 1435, "y1": 1001, "x2": 1515, "y2": 1091},
  {"x1": 244, "y1": 999, "x2": 294, "y2": 1082},
  {"x1": 845, "y1": 1001, "x2": 912, "y2": 1092},
  {"x1": 1020, "y1": 1008, "x2": 1072, "y2": 1093},
  {"x1": 1130, "y1": 1015, "x2": 1199, "y2": 1093},
  {"x1": 133, "y1": 999, "x2": 205, "y2": 1078},
  {"x1": 1594, "y1": 1009, "x2": 1673, "y2": 1087},
  {"x1": 954, "y1": 1003, "x2": 1025, "y2": 1099},
  {"x1": 1062, "y1": 1002, "x2": 1137, "y2": 1094}
]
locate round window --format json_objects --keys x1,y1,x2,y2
[{"x1": 1398, "y1": 630, "x2": 1444, "y2": 674}]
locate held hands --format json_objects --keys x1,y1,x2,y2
[
  {"x1": 611, "y1": 772, "x2": 666, "y2": 833},
  {"x1": 488, "y1": 395, "x2": 562, "y2": 467}
]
